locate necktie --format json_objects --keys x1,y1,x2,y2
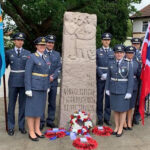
[
  {"x1": 42, "y1": 55, "x2": 45, "y2": 60},
  {"x1": 105, "y1": 49, "x2": 108, "y2": 55},
  {"x1": 17, "y1": 49, "x2": 20, "y2": 56},
  {"x1": 48, "y1": 51, "x2": 51, "y2": 56},
  {"x1": 116, "y1": 61, "x2": 119, "y2": 70}
]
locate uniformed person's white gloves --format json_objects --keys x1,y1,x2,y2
[
  {"x1": 47, "y1": 88, "x2": 50, "y2": 92},
  {"x1": 101, "y1": 73, "x2": 107, "y2": 80},
  {"x1": 124, "y1": 93, "x2": 132, "y2": 99},
  {"x1": 106, "y1": 90, "x2": 110, "y2": 96},
  {"x1": 25, "y1": 90, "x2": 32, "y2": 97}
]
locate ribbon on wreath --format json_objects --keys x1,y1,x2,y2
[{"x1": 45, "y1": 128, "x2": 70, "y2": 140}]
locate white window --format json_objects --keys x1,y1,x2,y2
[{"x1": 142, "y1": 21, "x2": 148, "y2": 32}]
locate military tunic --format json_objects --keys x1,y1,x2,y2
[
  {"x1": 25, "y1": 52, "x2": 50, "y2": 117},
  {"x1": 105, "y1": 58, "x2": 134, "y2": 112},
  {"x1": 129, "y1": 59, "x2": 141, "y2": 109}
]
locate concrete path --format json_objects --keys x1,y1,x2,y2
[{"x1": 0, "y1": 96, "x2": 150, "y2": 150}]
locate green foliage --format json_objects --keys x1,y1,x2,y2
[
  {"x1": 1, "y1": 0, "x2": 141, "y2": 51},
  {"x1": 126, "y1": 19, "x2": 132, "y2": 37}
]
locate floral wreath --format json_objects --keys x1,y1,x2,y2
[
  {"x1": 70, "y1": 110, "x2": 93, "y2": 135},
  {"x1": 92, "y1": 126, "x2": 113, "y2": 136},
  {"x1": 72, "y1": 137, "x2": 98, "y2": 150},
  {"x1": 45, "y1": 128, "x2": 70, "y2": 140}
]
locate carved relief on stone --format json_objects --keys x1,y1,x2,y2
[{"x1": 63, "y1": 12, "x2": 97, "y2": 61}]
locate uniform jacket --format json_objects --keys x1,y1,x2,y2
[
  {"x1": 96, "y1": 47, "x2": 114, "y2": 79},
  {"x1": 44, "y1": 49, "x2": 61, "y2": 87},
  {"x1": 25, "y1": 52, "x2": 51, "y2": 91},
  {"x1": 5, "y1": 48, "x2": 31, "y2": 87},
  {"x1": 105, "y1": 58, "x2": 134, "y2": 94},
  {"x1": 131, "y1": 59, "x2": 141, "y2": 91}
]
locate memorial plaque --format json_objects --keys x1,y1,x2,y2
[{"x1": 59, "y1": 12, "x2": 97, "y2": 128}]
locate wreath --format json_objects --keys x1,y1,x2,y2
[
  {"x1": 72, "y1": 137, "x2": 98, "y2": 150},
  {"x1": 92, "y1": 126, "x2": 113, "y2": 136},
  {"x1": 70, "y1": 110, "x2": 93, "y2": 135},
  {"x1": 45, "y1": 128, "x2": 70, "y2": 140}
]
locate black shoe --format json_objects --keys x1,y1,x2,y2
[
  {"x1": 28, "y1": 134, "x2": 39, "y2": 142},
  {"x1": 35, "y1": 133, "x2": 45, "y2": 138},
  {"x1": 112, "y1": 131, "x2": 117, "y2": 135},
  {"x1": 40, "y1": 124, "x2": 44, "y2": 130},
  {"x1": 97, "y1": 120, "x2": 103, "y2": 126},
  {"x1": 133, "y1": 120, "x2": 139, "y2": 125},
  {"x1": 116, "y1": 131, "x2": 123, "y2": 137},
  {"x1": 46, "y1": 123, "x2": 56, "y2": 128},
  {"x1": 8, "y1": 129, "x2": 14, "y2": 136},
  {"x1": 19, "y1": 128, "x2": 27, "y2": 134},
  {"x1": 104, "y1": 120, "x2": 112, "y2": 126},
  {"x1": 128, "y1": 127, "x2": 133, "y2": 130},
  {"x1": 123, "y1": 127, "x2": 128, "y2": 130}
]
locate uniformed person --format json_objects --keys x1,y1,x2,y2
[
  {"x1": 123, "y1": 46, "x2": 141, "y2": 130},
  {"x1": 40, "y1": 35, "x2": 61, "y2": 129},
  {"x1": 131, "y1": 37, "x2": 142, "y2": 62},
  {"x1": 25, "y1": 37, "x2": 50, "y2": 141},
  {"x1": 96, "y1": 33, "x2": 114, "y2": 126},
  {"x1": 131, "y1": 37, "x2": 142, "y2": 125},
  {"x1": 105, "y1": 44, "x2": 134, "y2": 137},
  {"x1": 5, "y1": 32, "x2": 30, "y2": 136}
]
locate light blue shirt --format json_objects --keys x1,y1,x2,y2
[{"x1": 15, "y1": 46, "x2": 22, "y2": 54}]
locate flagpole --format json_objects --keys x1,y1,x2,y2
[{"x1": 3, "y1": 75, "x2": 8, "y2": 131}]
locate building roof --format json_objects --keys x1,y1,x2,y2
[{"x1": 130, "y1": 4, "x2": 150, "y2": 19}]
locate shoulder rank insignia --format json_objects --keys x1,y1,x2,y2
[
  {"x1": 35, "y1": 52, "x2": 39, "y2": 57},
  {"x1": 124, "y1": 58, "x2": 131, "y2": 62}
]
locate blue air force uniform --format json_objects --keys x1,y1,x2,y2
[
  {"x1": 96, "y1": 33, "x2": 114, "y2": 123},
  {"x1": 41, "y1": 35, "x2": 61, "y2": 126},
  {"x1": 25, "y1": 37, "x2": 51, "y2": 117},
  {"x1": 5, "y1": 33, "x2": 31, "y2": 131},
  {"x1": 131, "y1": 38, "x2": 142, "y2": 123},
  {"x1": 105, "y1": 45, "x2": 134, "y2": 112},
  {"x1": 125, "y1": 46, "x2": 141, "y2": 109}
]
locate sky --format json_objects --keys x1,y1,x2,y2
[{"x1": 132, "y1": 0, "x2": 150, "y2": 10}]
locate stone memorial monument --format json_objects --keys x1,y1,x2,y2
[{"x1": 59, "y1": 12, "x2": 97, "y2": 128}]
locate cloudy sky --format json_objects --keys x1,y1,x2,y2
[{"x1": 132, "y1": 0, "x2": 150, "y2": 10}]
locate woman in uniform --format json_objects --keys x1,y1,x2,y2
[
  {"x1": 123, "y1": 46, "x2": 141, "y2": 130},
  {"x1": 25, "y1": 37, "x2": 50, "y2": 141},
  {"x1": 105, "y1": 44, "x2": 133, "y2": 137}
]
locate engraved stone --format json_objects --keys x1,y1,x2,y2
[{"x1": 59, "y1": 12, "x2": 97, "y2": 128}]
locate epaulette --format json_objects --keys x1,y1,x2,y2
[
  {"x1": 136, "y1": 57, "x2": 142, "y2": 63},
  {"x1": 35, "y1": 52, "x2": 39, "y2": 57},
  {"x1": 124, "y1": 58, "x2": 131, "y2": 62}
]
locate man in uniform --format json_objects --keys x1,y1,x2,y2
[
  {"x1": 131, "y1": 38, "x2": 142, "y2": 61},
  {"x1": 40, "y1": 35, "x2": 61, "y2": 129},
  {"x1": 96, "y1": 33, "x2": 114, "y2": 126},
  {"x1": 5, "y1": 32, "x2": 31, "y2": 136},
  {"x1": 131, "y1": 37, "x2": 142, "y2": 125}
]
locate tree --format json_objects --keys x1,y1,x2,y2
[{"x1": 1, "y1": 0, "x2": 141, "y2": 52}]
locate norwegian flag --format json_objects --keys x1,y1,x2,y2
[{"x1": 139, "y1": 23, "x2": 150, "y2": 125}]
